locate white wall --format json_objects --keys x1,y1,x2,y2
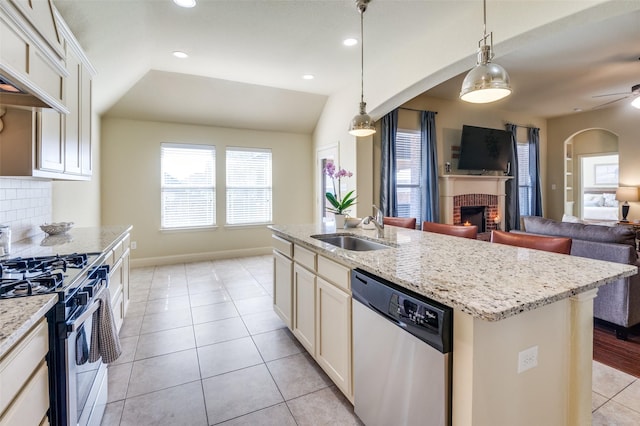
[
  {"x1": 547, "y1": 102, "x2": 639, "y2": 221},
  {"x1": 101, "y1": 117, "x2": 313, "y2": 263}
]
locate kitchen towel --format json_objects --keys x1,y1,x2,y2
[{"x1": 89, "y1": 289, "x2": 122, "y2": 363}]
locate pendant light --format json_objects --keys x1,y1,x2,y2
[
  {"x1": 349, "y1": 0, "x2": 376, "y2": 137},
  {"x1": 460, "y1": 0, "x2": 512, "y2": 103}
]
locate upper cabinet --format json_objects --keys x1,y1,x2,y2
[{"x1": 0, "y1": 0, "x2": 96, "y2": 180}]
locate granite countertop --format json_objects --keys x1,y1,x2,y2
[
  {"x1": 6, "y1": 225, "x2": 132, "y2": 258},
  {"x1": 269, "y1": 223, "x2": 638, "y2": 321},
  {"x1": 0, "y1": 294, "x2": 58, "y2": 358},
  {"x1": 0, "y1": 225, "x2": 132, "y2": 358}
]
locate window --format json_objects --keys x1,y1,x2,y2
[
  {"x1": 395, "y1": 130, "x2": 422, "y2": 222},
  {"x1": 226, "y1": 147, "x2": 272, "y2": 225},
  {"x1": 517, "y1": 143, "x2": 532, "y2": 216},
  {"x1": 161, "y1": 144, "x2": 216, "y2": 229}
]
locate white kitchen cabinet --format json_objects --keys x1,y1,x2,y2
[
  {"x1": 316, "y1": 276, "x2": 352, "y2": 400},
  {"x1": 0, "y1": 0, "x2": 67, "y2": 112},
  {"x1": 0, "y1": 318, "x2": 49, "y2": 426},
  {"x1": 0, "y1": 0, "x2": 94, "y2": 180},
  {"x1": 270, "y1": 233, "x2": 354, "y2": 402},
  {"x1": 107, "y1": 233, "x2": 131, "y2": 333},
  {"x1": 293, "y1": 263, "x2": 316, "y2": 355},
  {"x1": 273, "y1": 249, "x2": 293, "y2": 329}
]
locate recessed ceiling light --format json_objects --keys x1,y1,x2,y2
[
  {"x1": 302, "y1": 74, "x2": 314, "y2": 80},
  {"x1": 173, "y1": 0, "x2": 196, "y2": 8},
  {"x1": 573, "y1": 107, "x2": 583, "y2": 112},
  {"x1": 173, "y1": 51, "x2": 188, "y2": 58},
  {"x1": 343, "y1": 38, "x2": 358, "y2": 47}
]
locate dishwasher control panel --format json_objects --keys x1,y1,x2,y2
[
  {"x1": 389, "y1": 293, "x2": 439, "y2": 330},
  {"x1": 352, "y1": 268, "x2": 452, "y2": 353}
]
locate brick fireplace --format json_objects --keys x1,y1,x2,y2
[
  {"x1": 455, "y1": 194, "x2": 500, "y2": 232},
  {"x1": 439, "y1": 175, "x2": 512, "y2": 232}
]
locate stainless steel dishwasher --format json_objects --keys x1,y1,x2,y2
[{"x1": 352, "y1": 269, "x2": 453, "y2": 426}]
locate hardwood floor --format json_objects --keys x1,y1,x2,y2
[{"x1": 593, "y1": 320, "x2": 640, "y2": 378}]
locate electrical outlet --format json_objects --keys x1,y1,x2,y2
[
  {"x1": 518, "y1": 346, "x2": 538, "y2": 373},
  {"x1": 131, "y1": 241, "x2": 137, "y2": 250}
]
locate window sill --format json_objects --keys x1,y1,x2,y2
[{"x1": 159, "y1": 226, "x2": 218, "y2": 233}]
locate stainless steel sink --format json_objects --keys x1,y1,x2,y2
[{"x1": 311, "y1": 234, "x2": 392, "y2": 251}]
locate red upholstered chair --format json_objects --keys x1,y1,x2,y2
[
  {"x1": 421, "y1": 221, "x2": 478, "y2": 239},
  {"x1": 490, "y1": 230, "x2": 572, "y2": 254},
  {"x1": 383, "y1": 217, "x2": 417, "y2": 229}
]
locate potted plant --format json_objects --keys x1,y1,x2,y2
[{"x1": 324, "y1": 160, "x2": 356, "y2": 228}]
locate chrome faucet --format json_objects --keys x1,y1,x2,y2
[{"x1": 364, "y1": 205, "x2": 384, "y2": 238}]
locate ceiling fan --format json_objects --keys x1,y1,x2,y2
[{"x1": 592, "y1": 83, "x2": 640, "y2": 109}]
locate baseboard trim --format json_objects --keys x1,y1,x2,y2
[{"x1": 130, "y1": 247, "x2": 272, "y2": 268}]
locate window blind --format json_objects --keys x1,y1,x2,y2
[
  {"x1": 226, "y1": 147, "x2": 272, "y2": 225},
  {"x1": 161, "y1": 144, "x2": 216, "y2": 229},
  {"x1": 395, "y1": 130, "x2": 422, "y2": 222}
]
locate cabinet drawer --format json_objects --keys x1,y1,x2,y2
[
  {"x1": 294, "y1": 244, "x2": 316, "y2": 271},
  {"x1": 112, "y1": 240, "x2": 124, "y2": 261},
  {"x1": 0, "y1": 319, "x2": 48, "y2": 415},
  {"x1": 0, "y1": 361, "x2": 49, "y2": 426},
  {"x1": 317, "y1": 256, "x2": 350, "y2": 292},
  {"x1": 272, "y1": 234, "x2": 292, "y2": 258}
]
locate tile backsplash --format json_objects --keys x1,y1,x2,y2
[{"x1": 0, "y1": 178, "x2": 52, "y2": 242}]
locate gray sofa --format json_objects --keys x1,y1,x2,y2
[{"x1": 520, "y1": 216, "x2": 640, "y2": 339}]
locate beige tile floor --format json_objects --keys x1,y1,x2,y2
[{"x1": 101, "y1": 255, "x2": 640, "y2": 425}]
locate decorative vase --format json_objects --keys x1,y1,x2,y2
[{"x1": 334, "y1": 214, "x2": 346, "y2": 229}]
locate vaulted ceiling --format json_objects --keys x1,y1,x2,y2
[{"x1": 53, "y1": 1, "x2": 640, "y2": 133}]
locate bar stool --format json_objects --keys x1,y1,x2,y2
[
  {"x1": 422, "y1": 221, "x2": 478, "y2": 239},
  {"x1": 490, "y1": 230, "x2": 572, "y2": 254},
  {"x1": 383, "y1": 217, "x2": 417, "y2": 229}
]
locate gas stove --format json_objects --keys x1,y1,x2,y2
[{"x1": 0, "y1": 253, "x2": 97, "y2": 299}]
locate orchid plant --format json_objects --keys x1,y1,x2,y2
[{"x1": 323, "y1": 160, "x2": 356, "y2": 215}]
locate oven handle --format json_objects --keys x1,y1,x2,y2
[{"x1": 67, "y1": 286, "x2": 107, "y2": 333}]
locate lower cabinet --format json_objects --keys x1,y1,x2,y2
[
  {"x1": 316, "y1": 277, "x2": 352, "y2": 399},
  {"x1": 293, "y1": 263, "x2": 316, "y2": 355},
  {"x1": 273, "y1": 250, "x2": 293, "y2": 329},
  {"x1": 0, "y1": 319, "x2": 49, "y2": 426},
  {"x1": 271, "y1": 235, "x2": 354, "y2": 402},
  {"x1": 108, "y1": 233, "x2": 131, "y2": 334}
]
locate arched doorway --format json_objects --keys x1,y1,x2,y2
[{"x1": 563, "y1": 129, "x2": 619, "y2": 221}]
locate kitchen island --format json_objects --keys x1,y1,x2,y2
[{"x1": 269, "y1": 223, "x2": 637, "y2": 426}]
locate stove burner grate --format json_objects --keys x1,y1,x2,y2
[
  {"x1": 0, "y1": 272, "x2": 65, "y2": 297},
  {"x1": 0, "y1": 253, "x2": 88, "y2": 278}
]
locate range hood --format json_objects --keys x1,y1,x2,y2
[{"x1": 0, "y1": 74, "x2": 52, "y2": 110}]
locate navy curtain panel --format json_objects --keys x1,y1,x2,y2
[
  {"x1": 420, "y1": 111, "x2": 439, "y2": 222},
  {"x1": 505, "y1": 124, "x2": 520, "y2": 230},
  {"x1": 528, "y1": 127, "x2": 543, "y2": 216},
  {"x1": 380, "y1": 109, "x2": 398, "y2": 216}
]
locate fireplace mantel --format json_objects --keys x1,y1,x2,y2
[{"x1": 439, "y1": 174, "x2": 513, "y2": 230}]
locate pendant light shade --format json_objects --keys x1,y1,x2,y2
[
  {"x1": 632, "y1": 96, "x2": 640, "y2": 109},
  {"x1": 349, "y1": 0, "x2": 376, "y2": 137},
  {"x1": 460, "y1": 0, "x2": 511, "y2": 104}
]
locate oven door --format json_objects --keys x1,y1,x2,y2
[{"x1": 64, "y1": 273, "x2": 109, "y2": 425}]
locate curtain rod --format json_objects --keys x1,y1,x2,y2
[
  {"x1": 505, "y1": 122, "x2": 537, "y2": 130},
  {"x1": 398, "y1": 107, "x2": 437, "y2": 114}
]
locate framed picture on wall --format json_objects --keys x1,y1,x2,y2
[{"x1": 594, "y1": 163, "x2": 618, "y2": 185}]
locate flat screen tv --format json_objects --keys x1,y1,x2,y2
[{"x1": 457, "y1": 125, "x2": 512, "y2": 172}]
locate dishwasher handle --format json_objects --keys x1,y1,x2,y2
[{"x1": 365, "y1": 300, "x2": 407, "y2": 329}]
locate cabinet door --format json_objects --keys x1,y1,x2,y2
[
  {"x1": 316, "y1": 277, "x2": 352, "y2": 400},
  {"x1": 273, "y1": 250, "x2": 293, "y2": 329},
  {"x1": 37, "y1": 109, "x2": 64, "y2": 172},
  {"x1": 293, "y1": 263, "x2": 316, "y2": 355},
  {"x1": 64, "y1": 47, "x2": 81, "y2": 174},
  {"x1": 79, "y1": 64, "x2": 92, "y2": 176}
]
